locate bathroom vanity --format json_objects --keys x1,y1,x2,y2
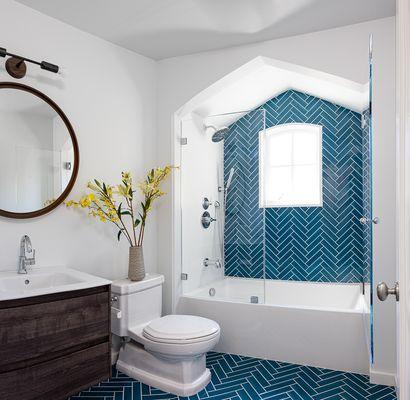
[
  {"x1": 0, "y1": 267, "x2": 111, "y2": 400},
  {"x1": 0, "y1": 80, "x2": 112, "y2": 399}
]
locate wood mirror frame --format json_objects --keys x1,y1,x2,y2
[{"x1": 0, "y1": 82, "x2": 79, "y2": 219}]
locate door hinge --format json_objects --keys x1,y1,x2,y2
[
  {"x1": 181, "y1": 273, "x2": 188, "y2": 280},
  {"x1": 180, "y1": 137, "x2": 188, "y2": 145}
]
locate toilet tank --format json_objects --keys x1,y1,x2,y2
[{"x1": 111, "y1": 274, "x2": 164, "y2": 337}]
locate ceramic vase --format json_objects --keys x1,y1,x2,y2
[{"x1": 128, "y1": 246, "x2": 145, "y2": 281}]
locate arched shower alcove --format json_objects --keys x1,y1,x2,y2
[{"x1": 172, "y1": 55, "x2": 372, "y2": 374}]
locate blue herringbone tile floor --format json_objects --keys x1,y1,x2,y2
[{"x1": 70, "y1": 352, "x2": 396, "y2": 400}]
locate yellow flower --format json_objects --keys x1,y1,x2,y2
[
  {"x1": 66, "y1": 168, "x2": 173, "y2": 247},
  {"x1": 122, "y1": 171, "x2": 131, "y2": 182},
  {"x1": 79, "y1": 195, "x2": 91, "y2": 208},
  {"x1": 65, "y1": 200, "x2": 79, "y2": 208},
  {"x1": 106, "y1": 185, "x2": 113, "y2": 197},
  {"x1": 87, "y1": 182, "x2": 99, "y2": 191},
  {"x1": 116, "y1": 184, "x2": 127, "y2": 196},
  {"x1": 97, "y1": 210, "x2": 106, "y2": 222}
]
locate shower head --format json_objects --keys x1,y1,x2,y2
[
  {"x1": 204, "y1": 124, "x2": 230, "y2": 142},
  {"x1": 212, "y1": 127, "x2": 229, "y2": 142}
]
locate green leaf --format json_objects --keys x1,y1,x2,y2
[
  {"x1": 117, "y1": 203, "x2": 122, "y2": 217},
  {"x1": 121, "y1": 210, "x2": 132, "y2": 216},
  {"x1": 117, "y1": 230, "x2": 122, "y2": 241},
  {"x1": 94, "y1": 179, "x2": 101, "y2": 188},
  {"x1": 145, "y1": 198, "x2": 151, "y2": 210},
  {"x1": 134, "y1": 218, "x2": 140, "y2": 227}
]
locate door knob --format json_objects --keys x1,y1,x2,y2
[{"x1": 377, "y1": 282, "x2": 399, "y2": 301}]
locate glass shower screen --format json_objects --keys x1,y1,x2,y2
[{"x1": 180, "y1": 109, "x2": 266, "y2": 304}]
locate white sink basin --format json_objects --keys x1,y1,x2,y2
[{"x1": 0, "y1": 267, "x2": 111, "y2": 301}]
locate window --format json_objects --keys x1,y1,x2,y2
[{"x1": 259, "y1": 123, "x2": 322, "y2": 208}]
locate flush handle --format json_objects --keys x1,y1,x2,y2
[{"x1": 377, "y1": 282, "x2": 399, "y2": 302}]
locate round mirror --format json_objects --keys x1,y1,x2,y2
[{"x1": 0, "y1": 83, "x2": 79, "y2": 219}]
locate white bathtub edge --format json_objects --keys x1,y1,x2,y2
[
  {"x1": 369, "y1": 367, "x2": 396, "y2": 387},
  {"x1": 181, "y1": 294, "x2": 366, "y2": 314}
]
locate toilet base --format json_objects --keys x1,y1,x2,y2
[{"x1": 117, "y1": 341, "x2": 211, "y2": 396}]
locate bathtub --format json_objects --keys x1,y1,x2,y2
[{"x1": 176, "y1": 277, "x2": 370, "y2": 374}]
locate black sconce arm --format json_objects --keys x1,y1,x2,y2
[{"x1": 0, "y1": 47, "x2": 60, "y2": 74}]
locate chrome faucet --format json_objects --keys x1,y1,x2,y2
[
  {"x1": 18, "y1": 235, "x2": 35, "y2": 274},
  {"x1": 203, "y1": 258, "x2": 222, "y2": 268}
]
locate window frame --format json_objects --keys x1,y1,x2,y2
[{"x1": 259, "y1": 123, "x2": 323, "y2": 208}]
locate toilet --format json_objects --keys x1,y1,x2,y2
[{"x1": 111, "y1": 274, "x2": 220, "y2": 396}]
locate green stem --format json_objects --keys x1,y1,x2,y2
[
  {"x1": 125, "y1": 195, "x2": 137, "y2": 247},
  {"x1": 139, "y1": 224, "x2": 145, "y2": 247},
  {"x1": 90, "y1": 202, "x2": 133, "y2": 246},
  {"x1": 99, "y1": 189, "x2": 135, "y2": 246},
  {"x1": 137, "y1": 209, "x2": 147, "y2": 247}
]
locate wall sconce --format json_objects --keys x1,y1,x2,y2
[{"x1": 0, "y1": 47, "x2": 60, "y2": 79}]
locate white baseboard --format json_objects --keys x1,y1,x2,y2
[{"x1": 370, "y1": 367, "x2": 396, "y2": 387}]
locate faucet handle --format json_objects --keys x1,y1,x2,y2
[{"x1": 27, "y1": 249, "x2": 36, "y2": 266}]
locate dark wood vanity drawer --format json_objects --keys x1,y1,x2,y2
[
  {"x1": 0, "y1": 286, "x2": 110, "y2": 372},
  {"x1": 0, "y1": 342, "x2": 110, "y2": 400}
]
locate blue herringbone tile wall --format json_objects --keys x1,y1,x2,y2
[
  {"x1": 70, "y1": 352, "x2": 396, "y2": 399},
  {"x1": 224, "y1": 90, "x2": 366, "y2": 282}
]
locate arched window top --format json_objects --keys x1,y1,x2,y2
[{"x1": 259, "y1": 123, "x2": 323, "y2": 208}]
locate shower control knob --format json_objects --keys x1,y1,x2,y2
[
  {"x1": 201, "y1": 211, "x2": 216, "y2": 228},
  {"x1": 202, "y1": 197, "x2": 212, "y2": 209},
  {"x1": 203, "y1": 197, "x2": 221, "y2": 210},
  {"x1": 203, "y1": 258, "x2": 222, "y2": 268}
]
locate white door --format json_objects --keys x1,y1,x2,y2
[{"x1": 381, "y1": 1, "x2": 410, "y2": 398}]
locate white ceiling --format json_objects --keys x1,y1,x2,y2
[{"x1": 15, "y1": 0, "x2": 395, "y2": 60}]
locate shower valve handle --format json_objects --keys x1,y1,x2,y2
[
  {"x1": 203, "y1": 197, "x2": 221, "y2": 210},
  {"x1": 201, "y1": 211, "x2": 216, "y2": 228},
  {"x1": 203, "y1": 258, "x2": 222, "y2": 268}
]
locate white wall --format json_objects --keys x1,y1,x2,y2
[
  {"x1": 0, "y1": 0, "x2": 158, "y2": 280},
  {"x1": 157, "y1": 17, "x2": 396, "y2": 379}
]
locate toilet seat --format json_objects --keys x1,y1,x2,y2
[{"x1": 143, "y1": 315, "x2": 220, "y2": 344}]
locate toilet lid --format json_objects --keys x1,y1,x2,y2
[{"x1": 143, "y1": 315, "x2": 220, "y2": 343}]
